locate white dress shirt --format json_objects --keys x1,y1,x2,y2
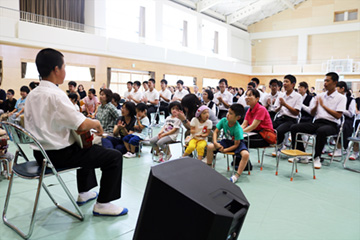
[
  {"x1": 264, "y1": 91, "x2": 280, "y2": 112},
  {"x1": 25, "y1": 80, "x2": 86, "y2": 150},
  {"x1": 130, "y1": 90, "x2": 143, "y2": 104},
  {"x1": 145, "y1": 88, "x2": 160, "y2": 106},
  {"x1": 214, "y1": 90, "x2": 233, "y2": 111},
  {"x1": 301, "y1": 93, "x2": 315, "y2": 114},
  {"x1": 123, "y1": 89, "x2": 133, "y2": 101},
  {"x1": 312, "y1": 90, "x2": 347, "y2": 124},
  {"x1": 160, "y1": 88, "x2": 172, "y2": 103},
  {"x1": 274, "y1": 90, "x2": 302, "y2": 119},
  {"x1": 173, "y1": 89, "x2": 189, "y2": 101},
  {"x1": 237, "y1": 95, "x2": 248, "y2": 108},
  {"x1": 344, "y1": 97, "x2": 356, "y2": 118}
]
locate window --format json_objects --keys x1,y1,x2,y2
[
  {"x1": 334, "y1": 9, "x2": 358, "y2": 22},
  {"x1": 162, "y1": 5, "x2": 197, "y2": 49},
  {"x1": 106, "y1": 0, "x2": 155, "y2": 42},
  {"x1": 109, "y1": 69, "x2": 152, "y2": 96},
  {"x1": 201, "y1": 20, "x2": 227, "y2": 55},
  {"x1": 202, "y1": 78, "x2": 219, "y2": 88},
  {"x1": 164, "y1": 74, "x2": 195, "y2": 86},
  {"x1": 22, "y1": 62, "x2": 94, "y2": 81}
]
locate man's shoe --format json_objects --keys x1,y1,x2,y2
[
  {"x1": 349, "y1": 152, "x2": 359, "y2": 160},
  {"x1": 288, "y1": 157, "x2": 297, "y2": 163},
  {"x1": 299, "y1": 157, "x2": 310, "y2": 164},
  {"x1": 127, "y1": 152, "x2": 137, "y2": 158},
  {"x1": 328, "y1": 149, "x2": 342, "y2": 157},
  {"x1": 314, "y1": 157, "x2": 321, "y2": 169}
]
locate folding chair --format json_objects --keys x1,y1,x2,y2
[
  {"x1": 323, "y1": 115, "x2": 345, "y2": 164},
  {"x1": 1, "y1": 122, "x2": 84, "y2": 239},
  {"x1": 276, "y1": 132, "x2": 316, "y2": 181},
  {"x1": 256, "y1": 130, "x2": 278, "y2": 171},
  {"x1": 138, "y1": 127, "x2": 153, "y2": 157},
  {"x1": 343, "y1": 121, "x2": 360, "y2": 173}
]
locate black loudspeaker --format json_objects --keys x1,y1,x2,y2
[{"x1": 133, "y1": 158, "x2": 250, "y2": 240}]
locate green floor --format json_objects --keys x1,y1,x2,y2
[{"x1": 0, "y1": 126, "x2": 359, "y2": 240}]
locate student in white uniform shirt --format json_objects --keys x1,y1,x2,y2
[
  {"x1": 329, "y1": 81, "x2": 356, "y2": 157},
  {"x1": 298, "y1": 81, "x2": 314, "y2": 123},
  {"x1": 26, "y1": 48, "x2": 127, "y2": 217},
  {"x1": 159, "y1": 79, "x2": 172, "y2": 119},
  {"x1": 264, "y1": 79, "x2": 280, "y2": 121},
  {"x1": 127, "y1": 81, "x2": 143, "y2": 104},
  {"x1": 123, "y1": 81, "x2": 133, "y2": 102},
  {"x1": 171, "y1": 80, "x2": 189, "y2": 102},
  {"x1": 142, "y1": 78, "x2": 159, "y2": 124},
  {"x1": 290, "y1": 72, "x2": 346, "y2": 169},
  {"x1": 214, "y1": 78, "x2": 233, "y2": 119},
  {"x1": 273, "y1": 75, "x2": 302, "y2": 151},
  {"x1": 251, "y1": 77, "x2": 266, "y2": 105},
  {"x1": 142, "y1": 81, "x2": 149, "y2": 93},
  {"x1": 237, "y1": 82, "x2": 256, "y2": 110}
]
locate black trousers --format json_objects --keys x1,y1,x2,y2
[
  {"x1": 34, "y1": 144, "x2": 123, "y2": 203},
  {"x1": 147, "y1": 105, "x2": 158, "y2": 123},
  {"x1": 273, "y1": 116, "x2": 297, "y2": 145},
  {"x1": 218, "y1": 110, "x2": 228, "y2": 119},
  {"x1": 157, "y1": 102, "x2": 169, "y2": 123},
  {"x1": 243, "y1": 131, "x2": 270, "y2": 148},
  {"x1": 290, "y1": 119, "x2": 338, "y2": 159}
]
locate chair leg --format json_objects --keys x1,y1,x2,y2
[
  {"x1": 257, "y1": 149, "x2": 260, "y2": 163},
  {"x1": 290, "y1": 160, "x2": 296, "y2": 181},
  {"x1": 312, "y1": 156, "x2": 316, "y2": 179},
  {"x1": 275, "y1": 153, "x2": 280, "y2": 176},
  {"x1": 260, "y1": 148, "x2": 266, "y2": 171}
]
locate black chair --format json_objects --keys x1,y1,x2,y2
[{"x1": 1, "y1": 122, "x2": 84, "y2": 239}]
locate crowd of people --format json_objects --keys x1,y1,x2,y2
[{"x1": 0, "y1": 47, "x2": 359, "y2": 218}]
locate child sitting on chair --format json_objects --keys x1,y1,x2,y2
[
  {"x1": 123, "y1": 103, "x2": 149, "y2": 158},
  {"x1": 183, "y1": 105, "x2": 212, "y2": 160},
  {"x1": 150, "y1": 101, "x2": 182, "y2": 162},
  {"x1": 204, "y1": 104, "x2": 249, "y2": 183}
]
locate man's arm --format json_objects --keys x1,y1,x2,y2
[{"x1": 77, "y1": 118, "x2": 104, "y2": 136}]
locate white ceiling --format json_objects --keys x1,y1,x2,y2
[{"x1": 169, "y1": 0, "x2": 307, "y2": 30}]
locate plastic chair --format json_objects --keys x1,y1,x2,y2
[
  {"x1": 276, "y1": 132, "x2": 316, "y2": 181},
  {"x1": 1, "y1": 122, "x2": 84, "y2": 239},
  {"x1": 256, "y1": 130, "x2": 278, "y2": 171}
]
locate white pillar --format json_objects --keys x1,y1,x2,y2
[{"x1": 297, "y1": 34, "x2": 308, "y2": 65}]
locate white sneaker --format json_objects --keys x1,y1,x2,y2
[
  {"x1": 314, "y1": 157, "x2": 321, "y2": 169},
  {"x1": 298, "y1": 157, "x2": 310, "y2": 164},
  {"x1": 288, "y1": 157, "x2": 297, "y2": 163},
  {"x1": 127, "y1": 152, "x2": 137, "y2": 158},
  {"x1": 349, "y1": 152, "x2": 359, "y2": 160},
  {"x1": 328, "y1": 149, "x2": 342, "y2": 157},
  {"x1": 123, "y1": 152, "x2": 132, "y2": 158}
]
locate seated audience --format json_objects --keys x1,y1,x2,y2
[
  {"x1": 202, "y1": 89, "x2": 218, "y2": 116},
  {"x1": 96, "y1": 88, "x2": 121, "y2": 133},
  {"x1": 142, "y1": 81, "x2": 149, "y2": 93},
  {"x1": 298, "y1": 81, "x2": 314, "y2": 123},
  {"x1": 68, "y1": 81, "x2": 80, "y2": 100},
  {"x1": 128, "y1": 81, "x2": 143, "y2": 104},
  {"x1": 82, "y1": 88, "x2": 99, "y2": 118},
  {"x1": 193, "y1": 85, "x2": 202, "y2": 100},
  {"x1": 102, "y1": 101, "x2": 136, "y2": 154},
  {"x1": 214, "y1": 78, "x2": 233, "y2": 119},
  {"x1": 264, "y1": 79, "x2": 280, "y2": 121},
  {"x1": 77, "y1": 84, "x2": 87, "y2": 99},
  {"x1": 123, "y1": 103, "x2": 149, "y2": 158},
  {"x1": 1, "y1": 89, "x2": 17, "y2": 119},
  {"x1": 123, "y1": 81, "x2": 133, "y2": 101},
  {"x1": 8, "y1": 86, "x2": 29, "y2": 124},
  {"x1": 171, "y1": 80, "x2": 189, "y2": 102},
  {"x1": 68, "y1": 92, "x2": 80, "y2": 111},
  {"x1": 290, "y1": 72, "x2": 346, "y2": 169},
  {"x1": 158, "y1": 79, "x2": 172, "y2": 120},
  {"x1": 142, "y1": 78, "x2": 159, "y2": 124},
  {"x1": 150, "y1": 101, "x2": 182, "y2": 162},
  {"x1": 111, "y1": 93, "x2": 122, "y2": 115}
]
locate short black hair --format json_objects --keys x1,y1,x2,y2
[
  {"x1": 177, "y1": 80, "x2": 184, "y2": 85},
  {"x1": 68, "y1": 81, "x2": 77, "y2": 87},
  {"x1": 136, "y1": 102, "x2": 148, "y2": 112},
  {"x1": 219, "y1": 78, "x2": 228, "y2": 86},
  {"x1": 134, "y1": 81, "x2": 141, "y2": 87},
  {"x1": 112, "y1": 93, "x2": 121, "y2": 103},
  {"x1": 68, "y1": 92, "x2": 78, "y2": 101},
  {"x1": 35, "y1": 48, "x2": 64, "y2": 79},
  {"x1": 100, "y1": 88, "x2": 113, "y2": 103},
  {"x1": 143, "y1": 81, "x2": 148, "y2": 85},
  {"x1": 7, "y1": 89, "x2": 14, "y2": 95},
  {"x1": 278, "y1": 81, "x2": 283, "y2": 90},
  {"x1": 127, "y1": 81, "x2": 133, "y2": 85},
  {"x1": 230, "y1": 103, "x2": 244, "y2": 117},
  {"x1": 204, "y1": 89, "x2": 214, "y2": 100},
  {"x1": 20, "y1": 86, "x2": 30, "y2": 94},
  {"x1": 269, "y1": 79, "x2": 279, "y2": 86},
  {"x1": 247, "y1": 82, "x2": 256, "y2": 88},
  {"x1": 284, "y1": 74, "x2": 296, "y2": 84},
  {"x1": 326, "y1": 72, "x2": 339, "y2": 82},
  {"x1": 161, "y1": 79, "x2": 168, "y2": 85},
  {"x1": 299, "y1": 81, "x2": 309, "y2": 89},
  {"x1": 29, "y1": 81, "x2": 39, "y2": 90},
  {"x1": 88, "y1": 88, "x2": 96, "y2": 95},
  {"x1": 149, "y1": 78, "x2": 155, "y2": 84},
  {"x1": 168, "y1": 101, "x2": 182, "y2": 112},
  {"x1": 251, "y1": 77, "x2": 260, "y2": 85}
]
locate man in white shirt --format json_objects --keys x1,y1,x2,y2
[
  {"x1": 142, "y1": 78, "x2": 159, "y2": 124},
  {"x1": 237, "y1": 82, "x2": 255, "y2": 110},
  {"x1": 142, "y1": 81, "x2": 149, "y2": 93},
  {"x1": 290, "y1": 72, "x2": 346, "y2": 169},
  {"x1": 128, "y1": 81, "x2": 143, "y2": 104},
  {"x1": 171, "y1": 80, "x2": 189, "y2": 102},
  {"x1": 123, "y1": 81, "x2": 133, "y2": 102},
  {"x1": 214, "y1": 78, "x2": 233, "y2": 119},
  {"x1": 251, "y1": 77, "x2": 266, "y2": 105},
  {"x1": 159, "y1": 79, "x2": 172, "y2": 119},
  {"x1": 273, "y1": 75, "x2": 302, "y2": 148},
  {"x1": 264, "y1": 79, "x2": 280, "y2": 121},
  {"x1": 25, "y1": 48, "x2": 128, "y2": 217}
]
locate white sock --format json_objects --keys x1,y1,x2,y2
[
  {"x1": 94, "y1": 202, "x2": 124, "y2": 214},
  {"x1": 78, "y1": 191, "x2": 96, "y2": 201}
]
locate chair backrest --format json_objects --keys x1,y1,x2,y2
[{"x1": 1, "y1": 121, "x2": 50, "y2": 164}]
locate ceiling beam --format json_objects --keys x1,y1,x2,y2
[
  {"x1": 280, "y1": 0, "x2": 295, "y2": 10},
  {"x1": 226, "y1": 0, "x2": 274, "y2": 24},
  {"x1": 196, "y1": 0, "x2": 222, "y2": 12}
]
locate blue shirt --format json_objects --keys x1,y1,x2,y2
[{"x1": 216, "y1": 118, "x2": 243, "y2": 141}]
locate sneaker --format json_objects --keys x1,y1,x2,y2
[
  {"x1": 127, "y1": 152, "x2": 137, "y2": 158},
  {"x1": 123, "y1": 152, "x2": 132, "y2": 158},
  {"x1": 328, "y1": 149, "x2": 342, "y2": 157},
  {"x1": 349, "y1": 152, "x2": 359, "y2": 160},
  {"x1": 157, "y1": 153, "x2": 164, "y2": 163},
  {"x1": 93, "y1": 202, "x2": 128, "y2": 217},
  {"x1": 288, "y1": 157, "x2": 297, "y2": 163},
  {"x1": 314, "y1": 157, "x2": 321, "y2": 169},
  {"x1": 299, "y1": 156, "x2": 310, "y2": 164},
  {"x1": 229, "y1": 175, "x2": 238, "y2": 183}
]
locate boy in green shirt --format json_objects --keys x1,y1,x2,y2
[{"x1": 204, "y1": 104, "x2": 249, "y2": 183}]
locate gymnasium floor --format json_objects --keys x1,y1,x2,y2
[{"x1": 0, "y1": 125, "x2": 359, "y2": 240}]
